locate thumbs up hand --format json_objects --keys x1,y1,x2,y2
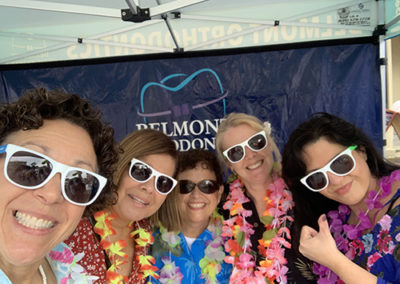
[{"x1": 299, "y1": 214, "x2": 340, "y2": 267}]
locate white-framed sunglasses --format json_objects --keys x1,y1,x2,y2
[
  {"x1": 223, "y1": 130, "x2": 268, "y2": 163},
  {"x1": 0, "y1": 144, "x2": 107, "y2": 206},
  {"x1": 128, "y1": 158, "x2": 177, "y2": 195},
  {"x1": 300, "y1": 145, "x2": 358, "y2": 192}
]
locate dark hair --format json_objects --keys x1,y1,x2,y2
[
  {"x1": 281, "y1": 112, "x2": 399, "y2": 255},
  {"x1": 178, "y1": 149, "x2": 223, "y2": 185},
  {"x1": 0, "y1": 88, "x2": 118, "y2": 216},
  {"x1": 155, "y1": 149, "x2": 222, "y2": 231}
]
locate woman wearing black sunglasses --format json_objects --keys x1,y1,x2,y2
[
  {"x1": 65, "y1": 128, "x2": 178, "y2": 283},
  {"x1": 282, "y1": 113, "x2": 400, "y2": 284},
  {"x1": 0, "y1": 88, "x2": 118, "y2": 283},
  {"x1": 215, "y1": 112, "x2": 313, "y2": 283},
  {"x1": 150, "y1": 149, "x2": 232, "y2": 283}
]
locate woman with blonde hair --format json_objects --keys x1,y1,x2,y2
[
  {"x1": 215, "y1": 112, "x2": 314, "y2": 283},
  {"x1": 66, "y1": 128, "x2": 178, "y2": 283}
]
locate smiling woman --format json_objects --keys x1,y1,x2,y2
[
  {"x1": 215, "y1": 112, "x2": 314, "y2": 283},
  {"x1": 65, "y1": 128, "x2": 178, "y2": 283},
  {"x1": 282, "y1": 112, "x2": 400, "y2": 284},
  {"x1": 150, "y1": 148, "x2": 232, "y2": 284},
  {"x1": 0, "y1": 88, "x2": 118, "y2": 284}
]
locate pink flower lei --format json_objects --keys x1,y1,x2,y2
[
  {"x1": 313, "y1": 170, "x2": 396, "y2": 283},
  {"x1": 222, "y1": 172, "x2": 294, "y2": 283}
]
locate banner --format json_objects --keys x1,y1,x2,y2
[{"x1": 0, "y1": 43, "x2": 382, "y2": 151}]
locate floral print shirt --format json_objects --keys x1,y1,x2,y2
[
  {"x1": 353, "y1": 188, "x2": 400, "y2": 284},
  {"x1": 0, "y1": 242, "x2": 96, "y2": 283},
  {"x1": 65, "y1": 217, "x2": 151, "y2": 284}
]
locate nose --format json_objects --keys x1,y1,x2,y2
[
  {"x1": 244, "y1": 146, "x2": 256, "y2": 160},
  {"x1": 33, "y1": 173, "x2": 64, "y2": 204},
  {"x1": 141, "y1": 176, "x2": 156, "y2": 194},
  {"x1": 326, "y1": 171, "x2": 343, "y2": 187}
]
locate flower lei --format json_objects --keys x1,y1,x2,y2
[
  {"x1": 222, "y1": 173, "x2": 294, "y2": 283},
  {"x1": 156, "y1": 210, "x2": 226, "y2": 284},
  {"x1": 313, "y1": 170, "x2": 397, "y2": 283},
  {"x1": 93, "y1": 210, "x2": 159, "y2": 283}
]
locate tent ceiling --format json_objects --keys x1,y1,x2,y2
[{"x1": 0, "y1": 0, "x2": 388, "y2": 64}]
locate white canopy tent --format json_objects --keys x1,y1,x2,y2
[
  {"x1": 0, "y1": 0, "x2": 399, "y2": 144},
  {"x1": 0, "y1": 0, "x2": 394, "y2": 64}
]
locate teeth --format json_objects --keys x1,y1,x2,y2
[
  {"x1": 131, "y1": 195, "x2": 148, "y2": 205},
  {"x1": 188, "y1": 203, "x2": 205, "y2": 209},
  {"x1": 248, "y1": 161, "x2": 262, "y2": 170},
  {"x1": 15, "y1": 211, "x2": 54, "y2": 229}
]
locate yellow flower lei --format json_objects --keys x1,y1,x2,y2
[{"x1": 93, "y1": 210, "x2": 159, "y2": 283}]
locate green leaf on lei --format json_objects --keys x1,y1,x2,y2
[
  {"x1": 260, "y1": 215, "x2": 274, "y2": 225},
  {"x1": 394, "y1": 244, "x2": 400, "y2": 262},
  {"x1": 263, "y1": 228, "x2": 278, "y2": 240},
  {"x1": 237, "y1": 231, "x2": 245, "y2": 247}
]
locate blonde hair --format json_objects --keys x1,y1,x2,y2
[{"x1": 215, "y1": 112, "x2": 281, "y2": 165}]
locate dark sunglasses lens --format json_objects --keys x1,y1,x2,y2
[
  {"x1": 179, "y1": 180, "x2": 195, "y2": 194},
  {"x1": 227, "y1": 146, "x2": 244, "y2": 162},
  {"x1": 130, "y1": 163, "x2": 152, "y2": 181},
  {"x1": 306, "y1": 172, "x2": 327, "y2": 190},
  {"x1": 7, "y1": 151, "x2": 52, "y2": 187},
  {"x1": 65, "y1": 171, "x2": 99, "y2": 204},
  {"x1": 156, "y1": 176, "x2": 174, "y2": 193},
  {"x1": 198, "y1": 180, "x2": 219, "y2": 194},
  {"x1": 248, "y1": 134, "x2": 267, "y2": 150},
  {"x1": 331, "y1": 154, "x2": 354, "y2": 174}
]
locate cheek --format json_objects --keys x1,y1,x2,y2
[{"x1": 153, "y1": 194, "x2": 167, "y2": 209}]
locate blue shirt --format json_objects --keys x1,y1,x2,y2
[{"x1": 151, "y1": 229, "x2": 232, "y2": 284}]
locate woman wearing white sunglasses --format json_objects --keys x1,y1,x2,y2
[
  {"x1": 65, "y1": 128, "x2": 178, "y2": 283},
  {"x1": 0, "y1": 88, "x2": 118, "y2": 283},
  {"x1": 282, "y1": 112, "x2": 400, "y2": 284},
  {"x1": 215, "y1": 113, "x2": 311, "y2": 283}
]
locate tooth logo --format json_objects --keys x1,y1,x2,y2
[{"x1": 137, "y1": 68, "x2": 227, "y2": 123}]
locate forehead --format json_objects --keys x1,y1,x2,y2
[
  {"x1": 221, "y1": 124, "x2": 259, "y2": 149},
  {"x1": 178, "y1": 165, "x2": 216, "y2": 181},
  {"x1": 302, "y1": 138, "x2": 346, "y2": 170}
]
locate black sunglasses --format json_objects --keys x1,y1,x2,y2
[
  {"x1": 179, "y1": 179, "x2": 220, "y2": 194},
  {"x1": 129, "y1": 158, "x2": 177, "y2": 195},
  {"x1": 0, "y1": 144, "x2": 107, "y2": 206}
]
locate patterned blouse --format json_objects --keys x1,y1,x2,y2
[{"x1": 65, "y1": 216, "x2": 151, "y2": 284}]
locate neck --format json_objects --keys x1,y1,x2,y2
[
  {"x1": 0, "y1": 260, "x2": 45, "y2": 284},
  {"x1": 108, "y1": 207, "x2": 134, "y2": 233},
  {"x1": 181, "y1": 220, "x2": 209, "y2": 238}
]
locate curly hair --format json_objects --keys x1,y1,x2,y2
[{"x1": 0, "y1": 87, "x2": 118, "y2": 216}]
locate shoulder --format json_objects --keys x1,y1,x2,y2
[{"x1": 47, "y1": 242, "x2": 99, "y2": 283}]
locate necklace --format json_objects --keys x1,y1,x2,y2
[
  {"x1": 155, "y1": 210, "x2": 226, "y2": 284},
  {"x1": 93, "y1": 210, "x2": 159, "y2": 283},
  {"x1": 222, "y1": 170, "x2": 294, "y2": 283},
  {"x1": 314, "y1": 170, "x2": 396, "y2": 283},
  {"x1": 39, "y1": 265, "x2": 47, "y2": 284}
]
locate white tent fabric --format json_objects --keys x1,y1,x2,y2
[{"x1": 0, "y1": 0, "x2": 386, "y2": 64}]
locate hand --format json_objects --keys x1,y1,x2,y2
[{"x1": 299, "y1": 214, "x2": 340, "y2": 267}]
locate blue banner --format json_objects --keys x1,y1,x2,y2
[{"x1": 0, "y1": 43, "x2": 382, "y2": 151}]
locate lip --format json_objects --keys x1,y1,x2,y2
[
  {"x1": 246, "y1": 159, "x2": 263, "y2": 170},
  {"x1": 334, "y1": 181, "x2": 352, "y2": 195},
  {"x1": 12, "y1": 210, "x2": 56, "y2": 235},
  {"x1": 128, "y1": 194, "x2": 150, "y2": 207},
  {"x1": 187, "y1": 202, "x2": 206, "y2": 210}
]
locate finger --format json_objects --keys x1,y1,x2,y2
[
  {"x1": 300, "y1": 225, "x2": 318, "y2": 240},
  {"x1": 317, "y1": 214, "x2": 330, "y2": 235}
]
